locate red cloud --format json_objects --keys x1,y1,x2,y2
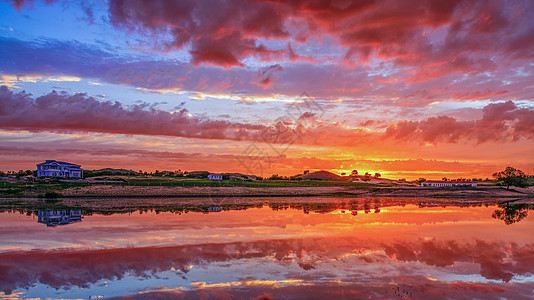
[
  {"x1": 256, "y1": 64, "x2": 283, "y2": 88},
  {"x1": 105, "y1": 0, "x2": 534, "y2": 75},
  {"x1": 385, "y1": 101, "x2": 534, "y2": 143},
  {"x1": 109, "y1": 0, "x2": 290, "y2": 67},
  {"x1": 0, "y1": 86, "x2": 263, "y2": 141},
  {"x1": 0, "y1": 86, "x2": 372, "y2": 146},
  {"x1": 2, "y1": 86, "x2": 533, "y2": 148}
]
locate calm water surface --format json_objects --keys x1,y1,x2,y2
[{"x1": 0, "y1": 198, "x2": 533, "y2": 299}]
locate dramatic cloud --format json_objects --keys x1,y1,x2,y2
[
  {"x1": 108, "y1": 0, "x2": 291, "y2": 67},
  {"x1": 0, "y1": 86, "x2": 374, "y2": 146},
  {"x1": 2, "y1": 86, "x2": 533, "y2": 147},
  {"x1": 385, "y1": 101, "x2": 534, "y2": 143},
  {"x1": 0, "y1": 36, "x2": 373, "y2": 98},
  {"x1": 106, "y1": 0, "x2": 534, "y2": 72},
  {"x1": 3, "y1": 35, "x2": 533, "y2": 102},
  {"x1": 0, "y1": 85, "x2": 263, "y2": 140}
]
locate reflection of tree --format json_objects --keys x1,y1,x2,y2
[{"x1": 492, "y1": 204, "x2": 530, "y2": 225}]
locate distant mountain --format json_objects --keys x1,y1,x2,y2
[{"x1": 301, "y1": 170, "x2": 343, "y2": 180}]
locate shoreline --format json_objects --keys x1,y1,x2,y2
[{"x1": 2, "y1": 195, "x2": 533, "y2": 217}]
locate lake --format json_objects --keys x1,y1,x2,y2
[{"x1": 0, "y1": 197, "x2": 533, "y2": 299}]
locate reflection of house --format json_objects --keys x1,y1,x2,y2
[
  {"x1": 36, "y1": 160, "x2": 83, "y2": 178},
  {"x1": 38, "y1": 210, "x2": 84, "y2": 227},
  {"x1": 421, "y1": 181, "x2": 477, "y2": 187},
  {"x1": 208, "y1": 173, "x2": 223, "y2": 180}
]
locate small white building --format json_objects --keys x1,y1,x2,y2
[
  {"x1": 36, "y1": 160, "x2": 83, "y2": 178},
  {"x1": 421, "y1": 181, "x2": 477, "y2": 187},
  {"x1": 208, "y1": 173, "x2": 223, "y2": 180}
]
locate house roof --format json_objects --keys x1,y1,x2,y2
[{"x1": 37, "y1": 160, "x2": 81, "y2": 167}]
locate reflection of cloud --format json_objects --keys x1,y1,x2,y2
[
  {"x1": 1, "y1": 237, "x2": 533, "y2": 295},
  {"x1": 190, "y1": 279, "x2": 309, "y2": 290},
  {"x1": 112, "y1": 278, "x2": 533, "y2": 300}
]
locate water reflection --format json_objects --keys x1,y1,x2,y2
[
  {"x1": 3, "y1": 199, "x2": 533, "y2": 226},
  {"x1": 0, "y1": 198, "x2": 533, "y2": 299},
  {"x1": 37, "y1": 210, "x2": 84, "y2": 227},
  {"x1": 1, "y1": 236, "x2": 533, "y2": 298},
  {"x1": 492, "y1": 203, "x2": 532, "y2": 225}
]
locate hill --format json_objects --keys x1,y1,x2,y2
[{"x1": 301, "y1": 170, "x2": 343, "y2": 180}]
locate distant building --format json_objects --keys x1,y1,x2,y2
[
  {"x1": 208, "y1": 173, "x2": 223, "y2": 180},
  {"x1": 421, "y1": 181, "x2": 477, "y2": 187},
  {"x1": 36, "y1": 160, "x2": 83, "y2": 178},
  {"x1": 37, "y1": 210, "x2": 84, "y2": 227}
]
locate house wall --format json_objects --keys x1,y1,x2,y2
[{"x1": 36, "y1": 163, "x2": 83, "y2": 178}]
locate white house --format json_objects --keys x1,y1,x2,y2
[
  {"x1": 208, "y1": 173, "x2": 223, "y2": 180},
  {"x1": 36, "y1": 160, "x2": 83, "y2": 178},
  {"x1": 421, "y1": 181, "x2": 477, "y2": 187}
]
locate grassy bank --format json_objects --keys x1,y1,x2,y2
[{"x1": 1, "y1": 176, "x2": 532, "y2": 199}]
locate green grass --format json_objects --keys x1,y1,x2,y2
[
  {"x1": 1, "y1": 178, "x2": 381, "y2": 189},
  {"x1": 0, "y1": 177, "x2": 382, "y2": 198}
]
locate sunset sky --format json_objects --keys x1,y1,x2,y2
[{"x1": 1, "y1": 0, "x2": 534, "y2": 179}]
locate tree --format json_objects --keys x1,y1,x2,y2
[{"x1": 493, "y1": 166, "x2": 529, "y2": 189}]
